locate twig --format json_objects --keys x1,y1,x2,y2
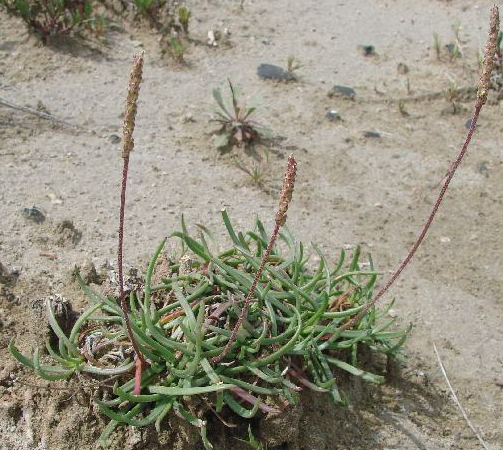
[
  {"x1": 0, "y1": 97, "x2": 76, "y2": 127},
  {"x1": 210, "y1": 155, "x2": 297, "y2": 364},
  {"x1": 339, "y1": 5, "x2": 500, "y2": 333},
  {"x1": 433, "y1": 343, "x2": 491, "y2": 450}
]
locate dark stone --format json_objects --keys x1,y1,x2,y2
[
  {"x1": 363, "y1": 131, "x2": 381, "y2": 138},
  {"x1": 477, "y1": 161, "x2": 489, "y2": 177},
  {"x1": 397, "y1": 62, "x2": 409, "y2": 74},
  {"x1": 361, "y1": 44, "x2": 375, "y2": 56},
  {"x1": 22, "y1": 206, "x2": 45, "y2": 223},
  {"x1": 109, "y1": 134, "x2": 121, "y2": 144},
  {"x1": 257, "y1": 64, "x2": 292, "y2": 81},
  {"x1": 325, "y1": 110, "x2": 341, "y2": 121},
  {"x1": 465, "y1": 118, "x2": 473, "y2": 129},
  {"x1": 330, "y1": 85, "x2": 356, "y2": 99}
]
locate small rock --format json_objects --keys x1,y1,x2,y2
[
  {"x1": 329, "y1": 85, "x2": 356, "y2": 99},
  {"x1": 397, "y1": 62, "x2": 409, "y2": 74},
  {"x1": 79, "y1": 260, "x2": 102, "y2": 285},
  {"x1": 47, "y1": 192, "x2": 63, "y2": 205},
  {"x1": 440, "y1": 236, "x2": 451, "y2": 243},
  {"x1": 360, "y1": 44, "x2": 376, "y2": 56},
  {"x1": 108, "y1": 134, "x2": 121, "y2": 144},
  {"x1": 55, "y1": 220, "x2": 82, "y2": 246},
  {"x1": 477, "y1": 161, "x2": 489, "y2": 177},
  {"x1": 363, "y1": 131, "x2": 381, "y2": 138},
  {"x1": 207, "y1": 30, "x2": 218, "y2": 46},
  {"x1": 465, "y1": 118, "x2": 473, "y2": 129},
  {"x1": 325, "y1": 109, "x2": 341, "y2": 121},
  {"x1": 261, "y1": 37, "x2": 270, "y2": 45},
  {"x1": 181, "y1": 113, "x2": 195, "y2": 123},
  {"x1": 22, "y1": 206, "x2": 45, "y2": 223},
  {"x1": 0, "y1": 263, "x2": 19, "y2": 285},
  {"x1": 102, "y1": 265, "x2": 143, "y2": 299},
  {"x1": 257, "y1": 63, "x2": 292, "y2": 81}
]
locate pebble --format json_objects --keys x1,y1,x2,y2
[
  {"x1": 109, "y1": 134, "x2": 121, "y2": 144},
  {"x1": 363, "y1": 131, "x2": 381, "y2": 138},
  {"x1": 79, "y1": 259, "x2": 102, "y2": 285},
  {"x1": 477, "y1": 161, "x2": 489, "y2": 177},
  {"x1": 22, "y1": 206, "x2": 45, "y2": 223},
  {"x1": 325, "y1": 110, "x2": 341, "y2": 121},
  {"x1": 257, "y1": 64, "x2": 292, "y2": 81},
  {"x1": 330, "y1": 85, "x2": 356, "y2": 99},
  {"x1": 47, "y1": 192, "x2": 63, "y2": 205},
  {"x1": 397, "y1": 62, "x2": 409, "y2": 74},
  {"x1": 181, "y1": 113, "x2": 195, "y2": 123},
  {"x1": 261, "y1": 37, "x2": 270, "y2": 45},
  {"x1": 207, "y1": 30, "x2": 218, "y2": 46},
  {"x1": 440, "y1": 236, "x2": 451, "y2": 243},
  {"x1": 360, "y1": 44, "x2": 376, "y2": 56},
  {"x1": 465, "y1": 118, "x2": 473, "y2": 129}
]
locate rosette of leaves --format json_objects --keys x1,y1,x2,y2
[
  {"x1": 10, "y1": 211, "x2": 409, "y2": 448},
  {"x1": 0, "y1": 0, "x2": 97, "y2": 42},
  {"x1": 211, "y1": 80, "x2": 271, "y2": 150}
]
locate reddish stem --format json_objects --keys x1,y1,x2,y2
[
  {"x1": 210, "y1": 222, "x2": 281, "y2": 364},
  {"x1": 340, "y1": 105, "x2": 482, "y2": 332},
  {"x1": 118, "y1": 154, "x2": 145, "y2": 393}
]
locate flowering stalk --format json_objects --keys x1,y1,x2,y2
[
  {"x1": 210, "y1": 155, "x2": 297, "y2": 364},
  {"x1": 118, "y1": 52, "x2": 146, "y2": 394},
  {"x1": 340, "y1": 5, "x2": 499, "y2": 332}
]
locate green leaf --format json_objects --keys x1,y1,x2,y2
[{"x1": 149, "y1": 383, "x2": 234, "y2": 396}]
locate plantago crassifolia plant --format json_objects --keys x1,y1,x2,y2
[{"x1": 7, "y1": 5, "x2": 500, "y2": 449}]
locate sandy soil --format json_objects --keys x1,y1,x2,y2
[{"x1": 1, "y1": 0, "x2": 502, "y2": 449}]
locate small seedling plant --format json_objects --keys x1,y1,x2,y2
[
  {"x1": 286, "y1": 56, "x2": 303, "y2": 78},
  {"x1": 133, "y1": 0, "x2": 166, "y2": 18},
  {"x1": 8, "y1": 5, "x2": 501, "y2": 449},
  {"x1": 178, "y1": 5, "x2": 191, "y2": 34},
  {"x1": 211, "y1": 80, "x2": 270, "y2": 150},
  {"x1": 0, "y1": 0, "x2": 96, "y2": 42}
]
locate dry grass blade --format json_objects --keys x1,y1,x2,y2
[
  {"x1": 0, "y1": 97, "x2": 75, "y2": 127},
  {"x1": 433, "y1": 343, "x2": 491, "y2": 450}
]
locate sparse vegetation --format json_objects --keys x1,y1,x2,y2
[
  {"x1": 133, "y1": 0, "x2": 166, "y2": 18},
  {"x1": 446, "y1": 42, "x2": 462, "y2": 60},
  {"x1": 168, "y1": 36, "x2": 188, "y2": 62},
  {"x1": 0, "y1": 0, "x2": 97, "y2": 42},
  {"x1": 398, "y1": 100, "x2": 409, "y2": 116},
  {"x1": 211, "y1": 80, "x2": 269, "y2": 149},
  {"x1": 234, "y1": 149, "x2": 270, "y2": 187},
  {"x1": 286, "y1": 56, "x2": 303, "y2": 77},
  {"x1": 433, "y1": 32, "x2": 442, "y2": 59},
  {"x1": 178, "y1": 5, "x2": 191, "y2": 34}
]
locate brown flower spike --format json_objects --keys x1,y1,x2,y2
[
  {"x1": 276, "y1": 155, "x2": 297, "y2": 227},
  {"x1": 122, "y1": 52, "x2": 144, "y2": 158},
  {"x1": 211, "y1": 155, "x2": 297, "y2": 364},
  {"x1": 477, "y1": 5, "x2": 499, "y2": 108}
]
